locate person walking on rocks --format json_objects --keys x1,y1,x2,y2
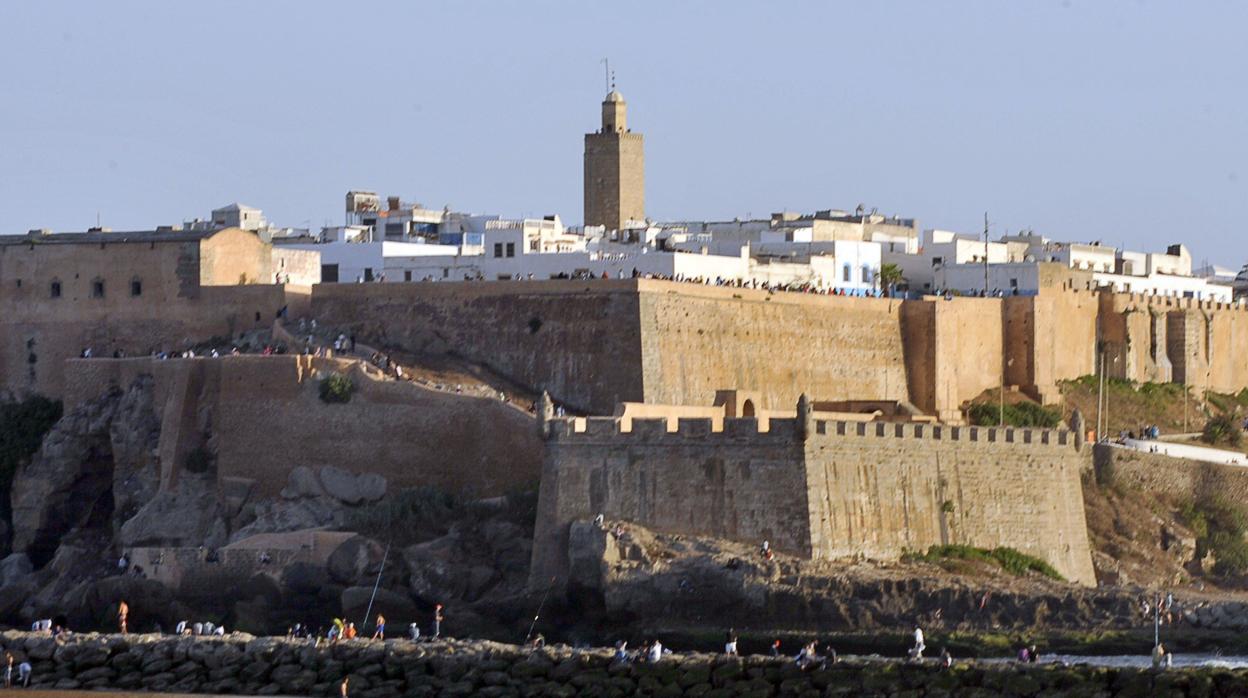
[
  {"x1": 18, "y1": 660, "x2": 31, "y2": 688},
  {"x1": 433, "y1": 604, "x2": 444, "y2": 639},
  {"x1": 339, "y1": 676, "x2": 349, "y2": 698},
  {"x1": 372, "y1": 614, "x2": 386, "y2": 640},
  {"x1": 909, "y1": 625, "x2": 926, "y2": 660},
  {"x1": 724, "y1": 629, "x2": 739, "y2": 656},
  {"x1": 117, "y1": 600, "x2": 129, "y2": 634},
  {"x1": 344, "y1": 622, "x2": 358, "y2": 640},
  {"x1": 4, "y1": 653, "x2": 13, "y2": 688}
]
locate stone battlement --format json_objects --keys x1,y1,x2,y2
[
  {"x1": 550, "y1": 415, "x2": 1077, "y2": 449},
  {"x1": 533, "y1": 398, "x2": 1095, "y2": 587}
]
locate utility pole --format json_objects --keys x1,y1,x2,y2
[
  {"x1": 983, "y1": 212, "x2": 990, "y2": 296},
  {"x1": 1096, "y1": 350, "x2": 1106, "y2": 441}
]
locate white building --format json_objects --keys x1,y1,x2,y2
[
  {"x1": 892, "y1": 229, "x2": 1234, "y2": 301},
  {"x1": 210, "y1": 203, "x2": 267, "y2": 232}
]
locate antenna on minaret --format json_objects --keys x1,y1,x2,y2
[
  {"x1": 611, "y1": 70, "x2": 616, "y2": 91},
  {"x1": 601, "y1": 58, "x2": 609, "y2": 93}
]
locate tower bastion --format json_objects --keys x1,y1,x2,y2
[{"x1": 531, "y1": 400, "x2": 1096, "y2": 587}]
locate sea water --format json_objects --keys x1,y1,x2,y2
[{"x1": 983, "y1": 654, "x2": 1248, "y2": 669}]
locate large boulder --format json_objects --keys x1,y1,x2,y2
[
  {"x1": 280, "y1": 466, "x2": 326, "y2": 500},
  {"x1": 0, "y1": 553, "x2": 33, "y2": 587},
  {"x1": 404, "y1": 535, "x2": 463, "y2": 603},
  {"x1": 281, "y1": 562, "x2": 330, "y2": 596},
  {"x1": 230, "y1": 497, "x2": 344, "y2": 543},
  {"x1": 318, "y1": 466, "x2": 386, "y2": 505},
  {"x1": 118, "y1": 472, "x2": 227, "y2": 549},
  {"x1": 327, "y1": 536, "x2": 385, "y2": 585}
]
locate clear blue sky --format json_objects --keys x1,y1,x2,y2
[{"x1": 2, "y1": 1, "x2": 1245, "y2": 266}]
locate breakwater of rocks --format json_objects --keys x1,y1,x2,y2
[{"x1": 0, "y1": 631, "x2": 1242, "y2": 697}]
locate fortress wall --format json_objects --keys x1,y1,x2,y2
[
  {"x1": 900, "y1": 297, "x2": 1002, "y2": 419},
  {"x1": 1167, "y1": 308, "x2": 1248, "y2": 392},
  {"x1": 1104, "y1": 293, "x2": 1173, "y2": 384},
  {"x1": 1093, "y1": 444, "x2": 1248, "y2": 503},
  {"x1": 310, "y1": 280, "x2": 645, "y2": 414},
  {"x1": 1106, "y1": 293, "x2": 1248, "y2": 390},
  {"x1": 1, "y1": 284, "x2": 286, "y2": 399},
  {"x1": 531, "y1": 417, "x2": 809, "y2": 585},
  {"x1": 212, "y1": 359, "x2": 542, "y2": 498},
  {"x1": 59, "y1": 355, "x2": 542, "y2": 499},
  {"x1": 804, "y1": 422, "x2": 1095, "y2": 585},
  {"x1": 533, "y1": 415, "x2": 1096, "y2": 588},
  {"x1": 635, "y1": 282, "x2": 910, "y2": 410},
  {"x1": 1005, "y1": 291, "x2": 1099, "y2": 403}
]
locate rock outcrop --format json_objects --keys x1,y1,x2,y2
[
  {"x1": 9, "y1": 388, "x2": 123, "y2": 562},
  {"x1": 118, "y1": 472, "x2": 228, "y2": 549}
]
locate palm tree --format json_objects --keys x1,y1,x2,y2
[{"x1": 878, "y1": 263, "x2": 905, "y2": 297}]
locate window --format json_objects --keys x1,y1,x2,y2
[
  {"x1": 1009, "y1": 278, "x2": 1018, "y2": 289},
  {"x1": 404, "y1": 270, "x2": 412, "y2": 282},
  {"x1": 91, "y1": 278, "x2": 105, "y2": 298},
  {"x1": 862, "y1": 265, "x2": 873, "y2": 283},
  {"x1": 493, "y1": 243, "x2": 503, "y2": 258},
  {"x1": 50, "y1": 280, "x2": 61, "y2": 298},
  {"x1": 363, "y1": 268, "x2": 374, "y2": 282},
  {"x1": 130, "y1": 278, "x2": 142, "y2": 296},
  {"x1": 442, "y1": 268, "x2": 449, "y2": 278},
  {"x1": 506, "y1": 242, "x2": 515, "y2": 258},
  {"x1": 842, "y1": 264, "x2": 851, "y2": 282}
]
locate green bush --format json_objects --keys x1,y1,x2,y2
[
  {"x1": 343, "y1": 486, "x2": 461, "y2": 546},
  {"x1": 1202, "y1": 414, "x2": 1244, "y2": 448},
  {"x1": 967, "y1": 401, "x2": 1061, "y2": 428},
  {"x1": 903, "y1": 544, "x2": 1064, "y2": 581},
  {"x1": 318, "y1": 373, "x2": 354, "y2": 404},
  {"x1": 1, "y1": 395, "x2": 63, "y2": 493},
  {"x1": 1211, "y1": 532, "x2": 1248, "y2": 576},
  {"x1": 1179, "y1": 494, "x2": 1248, "y2": 577}
]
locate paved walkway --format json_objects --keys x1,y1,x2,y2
[{"x1": 1110, "y1": 438, "x2": 1248, "y2": 466}]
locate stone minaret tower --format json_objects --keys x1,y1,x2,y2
[{"x1": 584, "y1": 90, "x2": 645, "y2": 231}]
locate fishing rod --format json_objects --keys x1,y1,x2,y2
[
  {"x1": 525, "y1": 576, "x2": 556, "y2": 644},
  {"x1": 361, "y1": 542, "x2": 391, "y2": 632}
]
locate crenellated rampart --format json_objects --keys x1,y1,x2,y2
[{"x1": 532, "y1": 407, "x2": 1096, "y2": 587}]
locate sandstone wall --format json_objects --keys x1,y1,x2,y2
[
  {"x1": 198, "y1": 228, "x2": 273, "y2": 286},
  {"x1": 1, "y1": 285, "x2": 287, "y2": 399},
  {"x1": 532, "y1": 417, "x2": 810, "y2": 587},
  {"x1": 533, "y1": 414, "x2": 1096, "y2": 588},
  {"x1": 1003, "y1": 291, "x2": 1099, "y2": 403},
  {"x1": 1101, "y1": 293, "x2": 1248, "y2": 392},
  {"x1": 804, "y1": 421, "x2": 1095, "y2": 586},
  {"x1": 901, "y1": 297, "x2": 1003, "y2": 419},
  {"x1": 0, "y1": 632, "x2": 1220, "y2": 698},
  {"x1": 310, "y1": 280, "x2": 646, "y2": 414},
  {"x1": 638, "y1": 284, "x2": 911, "y2": 412},
  {"x1": 1093, "y1": 443, "x2": 1248, "y2": 503},
  {"x1": 59, "y1": 355, "x2": 542, "y2": 499}
]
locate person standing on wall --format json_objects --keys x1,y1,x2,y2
[{"x1": 117, "y1": 600, "x2": 129, "y2": 634}]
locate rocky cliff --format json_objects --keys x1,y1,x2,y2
[{"x1": 0, "y1": 374, "x2": 538, "y2": 638}]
